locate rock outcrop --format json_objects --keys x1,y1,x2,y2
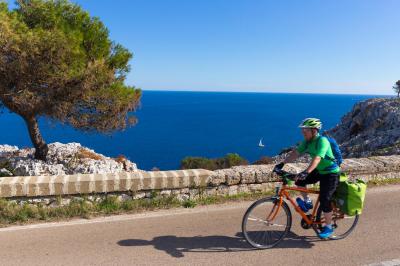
[
  {"x1": 274, "y1": 97, "x2": 400, "y2": 160},
  {"x1": 328, "y1": 98, "x2": 400, "y2": 158},
  {"x1": 0, "y1": 142, "x2": 137, "y2": 176}
]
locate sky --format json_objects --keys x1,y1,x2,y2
[{"x1": 6, "y1": 0, "x2": 400, "y2": 95}]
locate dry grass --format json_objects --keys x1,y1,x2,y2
[
  {"x1": 76, "y1": 148, "x2": 103, "y2": 160},
  {"x1": 367, "y1": 178, "x2": 400, "y2": 187},
  {"x1": 114, "y1": 154, "x2": 127, "y2": 164}
]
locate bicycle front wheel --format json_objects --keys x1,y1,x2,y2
[{"x1": 242, "y1": 197, "x2": 292, "y2": 249}]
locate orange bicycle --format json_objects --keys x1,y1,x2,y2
[{"x1": 242, "y1": 168, "x2": 359, "y2": 249}]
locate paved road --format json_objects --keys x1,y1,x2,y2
[{"x1": 0, "y1": 185, "x2": 399, "y2": 266}]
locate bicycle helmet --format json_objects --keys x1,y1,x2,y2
[{"x1": 299, "y1": 118, "x2": 322, "y2": 130}]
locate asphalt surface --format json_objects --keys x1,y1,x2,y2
[{"x1": 0, "y1": 185, "x2": 399, "y2": 266}]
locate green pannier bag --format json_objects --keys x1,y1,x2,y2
[{"x1": 334, "y1": 173, "x2": 367, "y2": 216}]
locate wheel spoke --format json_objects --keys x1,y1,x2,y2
[
  {"x1": 263, "y1": 231, "x2": 269, "y2": 245},
  {"x1": 247, "y1": 215, "x2": 267, "y2": 223},
  {"x1": 266, "y1": 231, "x2": 272, "y2": 245},
  {"x1": 247, "y1": 216, "x2": 285, "y2": 227},
  {"x1": 255, "y1": 232, "x2": 263, "y2": 244},
  {"x1": 247, "y1": 214, "x2": 285, "y2": 226},
  {"x1": 267, "y1": 223, "x2": 285, "y2": 227},
  {"x1": 271, "y1": 230, "x2": 282, "y2": 239}
]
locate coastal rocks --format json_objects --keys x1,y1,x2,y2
[
  {"x1": 117, "y1": 194, "x2": 132, "y2": 202},
  {"x1": 273, "y1": 150, "x2": 312, "y2": 164},
  {"x1": 12, "y1": 160, "x2": 65, "y2": 176},
  {"x1": 328, "y1": 98, "x2": 400, "y2": 158},
  {"x1": 274, "y1": 98, "x2": 400, "y2": 160},
  {"x1": 0, "y1": 168, "x2": 13, "y2": 177},
  {"x1": 0, "y1": 142, "x2": 138, "y2": 176},
  {"x1": 0, "y1": 145, "x2": 18, "y2": 155}
]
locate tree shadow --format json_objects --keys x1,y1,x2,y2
[{"x1": 117, "y1": 231, "x2": 320, "y2": 258}]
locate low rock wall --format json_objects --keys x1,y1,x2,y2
[{"x1": 0, "y1": 155, "x2": 399, "y2": 205}]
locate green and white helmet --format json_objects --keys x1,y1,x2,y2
[{"x1": 299, "y1": 118, "x2": 322, "y2": 130}]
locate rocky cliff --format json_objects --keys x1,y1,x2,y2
[
  {"x1": 274, "y1": 97, "x2": 400, "y2": 161},
  {"x1": 328, "y1": 97, "x2": 400, "y2": 158}
]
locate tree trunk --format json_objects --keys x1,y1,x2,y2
[{"x1": 23, "y1": 116, "x2": 48, "y2": 161}]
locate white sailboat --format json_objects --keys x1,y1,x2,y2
[{"x1": 258, "y1": 138, "x2": 265, "y2": 148}]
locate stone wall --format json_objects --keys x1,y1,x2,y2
[{"x1": 0, "y1": 155, "x2": 399, "y2": 204}]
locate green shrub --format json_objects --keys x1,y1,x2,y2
[
  {"x1": 97, "y1": 196, "x2": 120, "y2": 214},
  {"x1": 182, "y1": 199, "x2": 197, "y2": 208},
  {"x1": 253, "y1": 156, "x2": 274, "y2": 165},
  {"x1": 180, "y1": 153, "x2": 248, "y2": 170},
  {"x1": 180, "y1": 157, "x2": 217, "y2": 170},
  {"x1": 121, "y1": 200, "x2": 137, "y2": 211},
  {"x1": 215, "y1": 153, "x2": 248, "y2": 169}
]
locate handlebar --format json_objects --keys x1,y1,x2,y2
[{"x1": 273, "y1": 168, "x2": 297, "y2": 181}]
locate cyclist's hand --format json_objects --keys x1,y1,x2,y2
[
  {"x1": 273, "y1": 163, "x2": 285, "y2": 173},
  {"x1": 296, "y1": 171, "x2": 308, "y2": 181}
]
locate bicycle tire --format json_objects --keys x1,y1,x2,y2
[{"x1": 242, "y1": 197, "x2": 292, "y2": 249}]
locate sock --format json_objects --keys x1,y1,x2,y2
[
  {"x1": 304, "y1": 196, "x2": 311, "y2": 202},
  {"x1": 326, "y1": 224, "x2": 333, "y2": 229}
]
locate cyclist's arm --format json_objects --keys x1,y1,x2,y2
[{"x1": 305, "y1": 156, "x2": 321, "y2": 173}]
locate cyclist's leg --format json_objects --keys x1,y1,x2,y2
[
  {"x1": 295, "y1": 169, "x2": 320, "y2": 200},
  {"x1": 319, "y1": 173, "x2": 340, "y2": 225}
]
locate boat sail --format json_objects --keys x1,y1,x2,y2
[{"x1": 258, "y1": 138, "x2": 265, "y2": 148}]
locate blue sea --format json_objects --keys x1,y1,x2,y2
[{"x1": 0, "y1": 91, "x2": 385, "y2": 170}]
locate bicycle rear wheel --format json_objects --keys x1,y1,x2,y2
[
  {"x1": 316, "y1": 203, "x2": 359, "y2": 240},
  {"x1": 242, "y1": 197, "x2": 292, "y2": 249}
]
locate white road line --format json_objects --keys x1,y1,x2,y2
[{"x1": 366, "y1": 258, "x2": 400, "y2": 266}]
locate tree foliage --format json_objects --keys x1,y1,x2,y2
[
  {"x1": 0, "y1": 0, "x2": 141, "y2": 159},
  {"x1": 393, "y1": 80, "x2": 400, "y2": 98}
]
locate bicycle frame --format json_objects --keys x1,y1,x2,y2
[{"x1": 266, "y1": 184, "x2": 323, "y2": 226}]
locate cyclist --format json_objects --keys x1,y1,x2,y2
[{"x1": 274, "y1": 118, "x2": 340, "y2": 239}]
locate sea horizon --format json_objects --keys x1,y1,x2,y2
[{"x1": 140, "y1": 89, "x2": 393, "y2": 97}]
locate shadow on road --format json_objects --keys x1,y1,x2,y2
[{"x1": 117, "y1": 232, "x2": 319, "y2": 258}]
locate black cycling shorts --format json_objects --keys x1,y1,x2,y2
[{"x1": 295, "y1": 170, "x2": 339, "y2": 213}]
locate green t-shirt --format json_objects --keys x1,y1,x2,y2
[{"x1": 296, "y1": 134, "x2": 340, "y2": 174}]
